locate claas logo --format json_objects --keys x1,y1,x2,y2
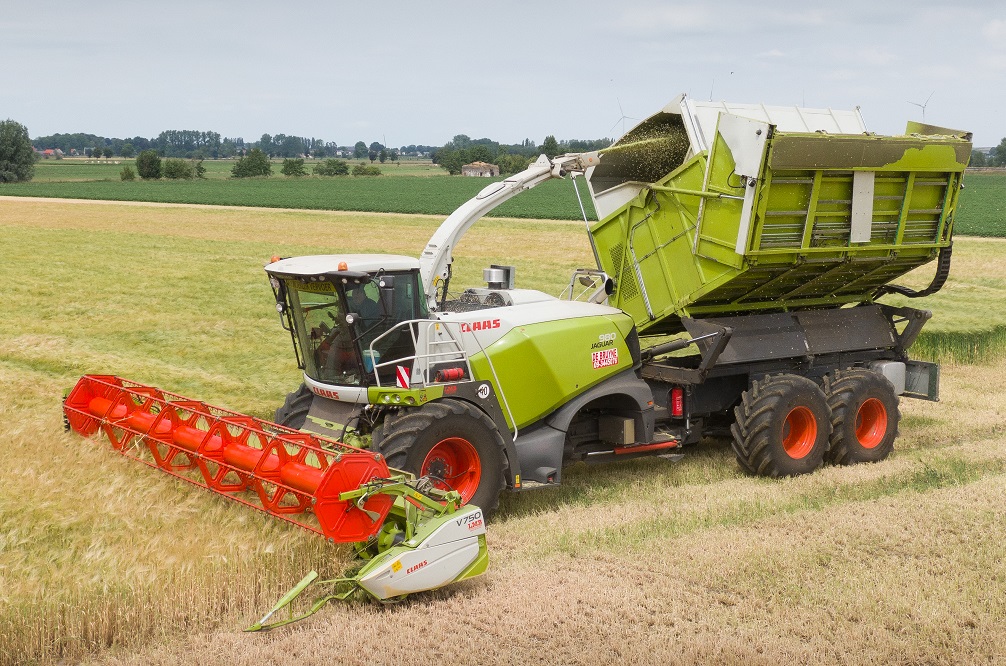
[{"x1": 459, "y1": 319, "x2": 501, "y2": 333}]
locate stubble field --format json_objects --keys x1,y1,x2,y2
[{"x1": 1, "y1": 198, "x2": 1005, "y2": 665}]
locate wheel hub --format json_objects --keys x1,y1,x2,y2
[
  {"x1": 421, "y1": 436, "x2": 482, "y2": 503},
  {"x1": 782, "y1": 406, "x2": 817, "y2": 459},
  {"x1": 855, "y1": 397, "x2": 888, "y2": 449}
]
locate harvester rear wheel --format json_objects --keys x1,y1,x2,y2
[
  {"x1": 274, "y1": 384, "x2": 314, "y2": 429},
  {"x1": 823, "y1": 368, "x2": 900, "y2": 465},
  {"x1": 375, "y1": 399, "x2": 507, "y2": 518},
  {"x1": 730, "y1": 374, "x2": 831, "y2": 477}
]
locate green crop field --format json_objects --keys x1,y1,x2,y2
[
  {"x1": 2, "y1": 164, "x2": 597, "y2": 220},
  {"x1": 8, "y1": 161, "x2": 1001, "y2": 234},
  {"x1": 956, "y1": 172, "x2": 1006, "y2": 236},
  {"x1": 0, "y1": 175, "x2": 596, "y2": 219},
  {"x1": 27, "y1": 157, "x2": 444, "y2": 181},
  {"x1": 3, "y1": 199, "x2": 1006, "y2": 665}
]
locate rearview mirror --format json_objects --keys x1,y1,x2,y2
[{"x1": 378, "y1": 275, "x2": 396, "y2": 315}]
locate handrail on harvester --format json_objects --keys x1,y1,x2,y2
[{"x1": 62, "y1": 374, "x2": 395, "y2": 542}]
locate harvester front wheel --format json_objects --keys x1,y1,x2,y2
[
  {"x1": 731, "y1": 374, "x2": 831, "y2": 477},
  {"x1": 824, "y1": 368, "x2": 900, "y2": 465},
  {"x1": 274, "y1": 384, "x2": 314, "y2": 429},
  {"x1": 375, "y1": 399, "x2": 506, "y2": 518}
]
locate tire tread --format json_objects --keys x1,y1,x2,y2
[
  {"x1": 274, "y1": 384, "x2": 313, "y2": 429},
  {"x1": 731, "y1": 374, "x2": 831, "y2": 477},
  {"x1": 378, "y1": 399, "x2": 506, "y2": 518},
  {"x1": 823, "y1": 368, "x2": 900, "y2": 465}
]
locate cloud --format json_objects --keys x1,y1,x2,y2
[
  {"x1": 912, "y1": 64, "x2": 961, "y2": 80},
  {"x1": 758, "y1": 49, "x2": 787, "y2": 58},
  {"x1": 821, "y1": 45, "x2": 898, "y2": 68},
  {"x1": 981, "y1": 53, "x2": 1006, "y2": 71},
  {"x1": 826, "y1": 69, "x2": 859, "y2": 82},
  {"x1": 767, "y1": 8, "x2": 828, "y2": 27},
  {"x1": 853, "y1": 47, "x2": 898, "y2": 67},
  {"x1": 982, "y1": 19, "x2": 1006, "y2": 41},
  {"x1": 614, "y1": 3, "x2": 829, "y2": 37},
  {"x1": 613, "y1": 4, "x2": 715, "y2": 35}
]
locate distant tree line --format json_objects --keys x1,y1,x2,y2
[
  {"x1": 129, "y1": 150, "x2": 206, "y2": 180},
  {"x1": 432, "y1": 134, "x2": 612, "y2": 175},
  {"x1": 0, "y1": 120, "x2": 36, "y2": 182},
  {"x1": 30, "y1": 127, "x2": 611, "y2": 172},
  {"x1": 970, "y1": 140, "x2": 1006, "y2": 167},
  {"x1": 34, "y1": 126, "x2": 1006, "y2": 173},
  {"x1": 30, "y1": 130, "x2": 438, "y2": 161}
]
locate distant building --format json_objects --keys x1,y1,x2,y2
[{"x1": 462, "y1": 161, "x2": 499, "y2": 177}]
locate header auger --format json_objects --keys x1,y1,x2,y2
[{"x1": 62, "y1": 375, "x2": 488, "y2": 629}]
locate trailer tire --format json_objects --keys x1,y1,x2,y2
[
  {"x1": 274, "y1": 384, "x2": 314, "y2": 429},
  {"x1": 731, "y1": 374, "x2": 831, "y2": 477},
  {"x1": 824, "y1": 368, "x2": 900, "y2": 465},
  {"x1": 375, "y1": 399, "x2": 507, "y2": 519}
]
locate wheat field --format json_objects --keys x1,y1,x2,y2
[{"x1": 1, "y1": 198, "x2": 1005, "y2": 665}]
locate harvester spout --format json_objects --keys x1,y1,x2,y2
[{"x1": 419, "y1": 151, "x2": 601, "y2": 310}]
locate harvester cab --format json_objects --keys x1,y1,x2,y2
[
  {"x1": 262, "y1": 150, "x2": 626, "y2": 516},
  {"x1": 266, "y1": 255, "x2": 428, "y2": 392}
]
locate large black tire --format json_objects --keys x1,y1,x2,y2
[
  {"x1": 375, "y1": 399, "x2": 507, "y2": 519},
  {"x1": 731, "y1": 374, "x2": 832, "y2": 477},
  {"x1": 274, "y1": 384, "x2": 314, "y2": 429},
  {"x1": 823, "y1": 368, "x2": 900, "y2": 465}
]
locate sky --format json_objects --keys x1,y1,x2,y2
[{"x1": 2, "y1": 1, "x2": 1004, "y2": 148}]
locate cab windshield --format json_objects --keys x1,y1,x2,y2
[{"x1": 286, "y1": 272, "x2": 426, "y2": 386}]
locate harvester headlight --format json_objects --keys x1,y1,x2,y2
[
  {"x1": 393, "y1": 394, "x2": 401, "y2": 403},
  {"x1": 345, "y1": 313, "x2": 356, "y2": 325},
  {"x1": 275, "y1": 303, "x2": 284, "y2": 313}
]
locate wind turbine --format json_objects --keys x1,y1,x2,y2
[
  {"x1": 908, "y1": 91, "x2": 935, "y2": 122},
  {"x1": 709, "y1": 71, "x2": 734, "y2": 101},
  {"x1": 609, "y1": 99, "x2": 637, "y2": 137}
]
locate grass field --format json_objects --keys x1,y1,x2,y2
[
  {"x1": 3, "y1": 160, "x2": 1002, "y2": 234},
  {"x1": 0, "y1": 167, "x2": 597, "y2": 220},
  {"x1": 2, "y1": 199, "x2": 1006, "y2": 665}
]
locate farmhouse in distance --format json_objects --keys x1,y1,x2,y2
[{"x1": 462, "y1": 161, "x2": 500, "y2": 177}]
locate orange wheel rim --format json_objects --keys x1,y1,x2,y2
[
  {"x1": 782, "y1": 406, "x2": 817, "y2": 459},
  {"x1": 421, "y1": 437, "x2": 481, "y2": 503},
  {"x1": 855, "y1": 398, "x2": 888, "y2": 449}
]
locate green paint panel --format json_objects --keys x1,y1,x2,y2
[
  {"x1": 591, "y1": 125, "x2": 971, "y2": 336},
  {"x1": 368, "y1": 384, "x2": 445, "y2": 407},
  {"x1": 469, "y1": 313, "x2": 635, "y2": 430}
]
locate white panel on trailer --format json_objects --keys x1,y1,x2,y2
[
  {"x1": 682, "y1": 98, "x2": 868, "y2": 153},
  {"x1": 715, "y1": 113, "x2": 770, "y2": 178},
  {"x1": 714, "y1": 113, "x2": 771, "y2": 255},
  {"x1": 850, "y1": 171, "x2": 876, "y2": 243}
]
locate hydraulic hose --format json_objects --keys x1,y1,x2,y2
[{"x1": 875, "y1": 244, "x2": 953, "y2": 299}]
